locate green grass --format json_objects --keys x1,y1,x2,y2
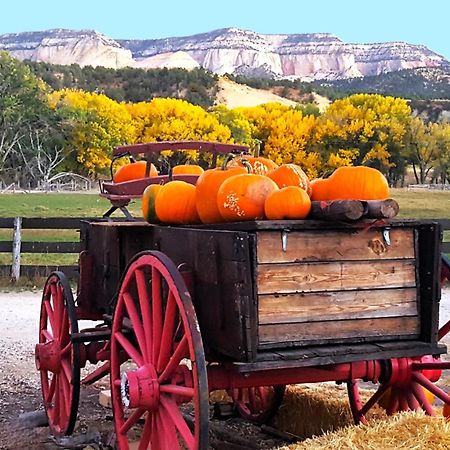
[{"x1": 1, "y1": 189, "x2": 450, "y2": 287}]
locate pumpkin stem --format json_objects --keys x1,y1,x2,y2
[
  {"x1": 240, "y1": 158, "x2": 253, "y2": 174},
  {"x1": 252, "y1": 139, "x2": 262, "y2": 157}
]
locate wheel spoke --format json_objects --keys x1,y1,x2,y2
[
  {"x1": 160, "y1": 384, "x2": 195, "y2": 398},
  {"x1": 59, "y1": 369, "x2": 71, "y2": 412},
  {"x1": 135, "y1": 269, "x2": 153, "y2": 362},
  {"x1": 386, "y1": 388, "x2": 400, "y2": 415},
  {"x1": 59, "y1": 309, "x2": 69, "y2": 343},
  {"x1": 412, "y1": 361, "x2": 450, "y2": 370},
  {"x1": 160, "y1": 396, "x2": 195, "y2": 450},
  {"x1": 360, "y1": 383, "x2": 391, "y2": 417},
  {"x1": 119, "y1": 407, "x2": 146, "y2": 435},
  {"x1": 157, "y1": 292, "x2": 177, "y2": 373},
  {"x1": 410, "y1": 381, "x2": 435, "y2": 415},
  {"x1": 152, "y1": 268, "x2": 163, "y2": 365},
  {"x1": 248, "y1": 388, "x2": 257, "y2": 412},
  {"x1": 115, "y1": 331, "x2": 144, "y2": 367},
  {"x1": 124, "y1": 292, "x2": 148, "y2": 363},
  {"x1": 50, "y1": 284, "x2": 62, "y2": 337},
  {"x1": 61, "y1": 359, "x2": 72, "y2": 383},
  {"x1": 157, "y1": 408, "x2": 180, "y2": 450},
  {"x1": 61, "y1": 342, "x2": 72, "y2": 357},
  {"x1": 413, "y1": 372, "x2": 450, "y2": 405},
  {"x1": 158, "y1": 335, "x2": 188, "y2": 383},
  {"x1": 406, "y1": 389, "x2": 420, "y2": 410},
  {"x1": 138, "y1": 413, "x2": 153, "y2": 450},
  {"x1": 41, "y1": 329, "x2": 53, "y2": 342},
  {"x1": 44, "y1": 300, "x2": 56, "y2": 336},
  {"x1": 46, "y1": 376, "x2": 57, "y2": 404}
]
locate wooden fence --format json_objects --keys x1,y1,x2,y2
[{"x1": 1, "y1": 217, "x2": 450, "y2": 281}]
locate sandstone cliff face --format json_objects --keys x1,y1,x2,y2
[{"x1": 0, "y1": 27, "x2": 448, "y2": 80}]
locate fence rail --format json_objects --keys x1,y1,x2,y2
[{"x1": 1, "y1": 217, "x2": 450, "y2": 281}]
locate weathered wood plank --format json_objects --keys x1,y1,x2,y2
[
  {"x1": 258, "y1": 288, "x2": 418, "y2": 324},
  {"x1": 257, "y1": 259, "x2": 416, "y2": 294},
  {"x1": 257, "y1": 229, "x2": 414, "y2": 263},
  {"x1": 258, "y1": 316, "x2": 420, "y2": 345}
]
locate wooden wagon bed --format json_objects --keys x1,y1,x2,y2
[{"x1": 77, "y1": 218, "x2": 443, "y2": 369}]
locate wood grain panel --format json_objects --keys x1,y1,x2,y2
[
  {"x1": 257, "y1": 260, "x2": 416, "y2": 294},
  {"x1": 259, "y1": 316, "x2": 420, "y2": 345},
  {"x1": 257, "y1": 229, "x2": 414, "y2": 263},
  {"x1": 258, "y1": 288, "x2": 418, "y2": 324}
]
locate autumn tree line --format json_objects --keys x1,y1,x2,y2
[{"x1": 1, "y1": 51, "x2": 449, "y2": 189}]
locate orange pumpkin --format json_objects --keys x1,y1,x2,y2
[
  {"x1": 155, "y1": 181, "x2": 199, "y2": 224},
  {"x1": 141, "y1": 184, "x2": 163, "y2": 223},
  {"x1": 217, "y1": 174, "x2": 278, "y2": 222},
  {"x1": 227, "y1": 156, "x2": 278, "y2": 175},
  {"x1": 172, "y1": 164, "x2": 204, "y2": 175},
  {"x1": 196, "y1": 166, "x2": 247, "y2": 224},
  {"x1": 310, "y1": 178, "x2": 330, "y2": 201},
  {"x1": 113, "y1": 160, "x2": 158, "y2": 183},
  {"x1": 264, "y1": 186, "x2": 311, "y2": 220},
  {"x1": 267, "y1": 164, "x2": 311, "y2": 196},
  {"x1": 326, "y1": 166, "x2": 390, "y2": 200}
]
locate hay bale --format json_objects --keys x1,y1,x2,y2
[
  {"x1": 277, "y1": 412, "x2": 450, "y2": 450},
  {"x1": 274, "y1": 383, "x2": 384, "y2": 439}
]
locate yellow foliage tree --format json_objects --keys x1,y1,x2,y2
[
  {"x1": 314, "y1": 94, "x2": 412, "y2": 180},
  {"x1": 48, "y1": 89, "x2": 136, "y2": 175},
  {"x1": 127, "y1": 98, "x2": 232, "y2": 163}
]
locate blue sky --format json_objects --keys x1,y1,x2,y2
[{"x1": 2, "y1": 0, "x2": 449, "y2": 59}]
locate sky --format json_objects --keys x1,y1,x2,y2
[{"x1": 1, "y1": 0, "x2": 449, "y2": 60}]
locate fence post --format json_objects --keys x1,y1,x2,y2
[{"x1": 11, "y1": 216, "x2": 22, "y2": 282}]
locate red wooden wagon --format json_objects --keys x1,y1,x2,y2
[{"x1": 35, "y1": 141, "x2": 450, "y2": 449}]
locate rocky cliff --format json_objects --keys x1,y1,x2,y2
[{"x1": 1, "y1": 27, "x2": 448, "y2": 80}]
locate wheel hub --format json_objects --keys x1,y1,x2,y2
[
  {"x1": 35, "y1": 340, "x2": 62, "y2": 373},
  {"x1": 121, "y1": 364, "x2": 160, "y2": 410},
  {"x1": 388, "y1": 356, "x2": 442, "y2": 387}
]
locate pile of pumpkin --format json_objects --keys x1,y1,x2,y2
[{"x1": 114, "y1": 156, "x2": 390, "y2": 225}]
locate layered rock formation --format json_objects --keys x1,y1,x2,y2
[{"x1": 0, "y1": 27, "x2": 448, "y2": 80}]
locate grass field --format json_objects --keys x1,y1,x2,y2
[{"x1": 0, "y1": 188, "x2": 449, "y2": 286}]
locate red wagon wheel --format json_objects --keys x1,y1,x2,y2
[
  {"x1": 110, "y1": 251, "x2": 209, "y2": 450},
  {"x1": 347, "y1": 328, "x2": 450, "y2": 424},
  {"x1": 229, "y1": 385, "x2": 285, "y2": 424},
  {"x1": 35, "y1": 272, "x2": 80, "y2": 436}
]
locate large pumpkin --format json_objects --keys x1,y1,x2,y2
[
  {"x1": 310, "y1": 178, "x2": 330, "y2": 201},
  {"x1": 227, "y1": 156, "x2": 278, "y2": 175},
  {"x1": 267, "y1": 164, "x2": 311, "y2": 196},
  {"x1": 155, "y1": 181, "x2": 199, "y2": 224},
  {"x1": 217, "y1": 174, "x2": 278, "y2": 222},
  {"x1": 264, "y1": 186, "x2": 311, "y2": 220},
  {"x1": 327, "y1": 166, "x2": 390, "y2": 200},
  {"x1": 172, "y1": 164, "x2": 204, "y2": 175},
  {"x1": 141, "y1": 184, "x2": 163, "y2": 223},
  {"x1": 196, "y1": 166, "x2": 247, "y2": 224},
  {"x1": 113, "y1": 160, "x2": 158, "y2": 183}
]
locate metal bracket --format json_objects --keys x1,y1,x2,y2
[
  {"x1": 383, "y1": 228, "x2": 391, "y2": 246},
  {"x1": 281, "y1": 230, "x2": 289, "y2": 252}
]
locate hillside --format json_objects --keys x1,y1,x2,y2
[{"x1": 1, "y1": 28, "x2": 448, "y2": 81}]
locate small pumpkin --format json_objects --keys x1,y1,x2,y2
[
  {"x1": 196, "y1": 166, "x2": 247, "y2": 224},
  {"x1": 217, "y1": 174, "x2": 279, "y2": 222},
  {"x1": 155, "y1": 181, "x2": 199, "y2": 224},
  {"x1": 172, "y1": 164, "x2": 204, "y2": 175},
  {"x1": 264, "y1": 186, "x2": 311, "y2": 220},
  {"x1": 227, "y1": 156, "x2": 278, "y2": 175},
  {"x1": 310, "y1": 178, "x2": 330, "y2": 201},
  {"x1": 326, "y1": 166, "x2": 389, "y2": 200},
  {"x1": 113, "y1": 160, "x2": 158, "y2": 183},
  {"x1": 267, "y1": 164, "x2": 311, "y2": 196},
  {"x1": 141, "y1": 184, "x2": 163, "y2": 223}
]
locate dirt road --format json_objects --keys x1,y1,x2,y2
[{"x1": 1, "y1": 288, "x2": 450, "y2": 449}]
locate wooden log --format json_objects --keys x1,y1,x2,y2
[
  {"x1": 362, "y1": 198, "x2": 400, "y2": 219},
  {"x1": 309, "y1": 200, "x2": 364, "y2": 221}
]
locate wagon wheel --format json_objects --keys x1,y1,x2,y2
[
  {"x1": 347, "y1": 329, "x2": 450, "y2": 424},
  {"x1": 35, "y1": 272, "x2": 80, "y2": 436},
  {"x1": 229, "y1": 385, "x2": 285, "y2": 424},
  {"x1": 110, "y1": 251, "x2": 209, "y2": 450}
]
